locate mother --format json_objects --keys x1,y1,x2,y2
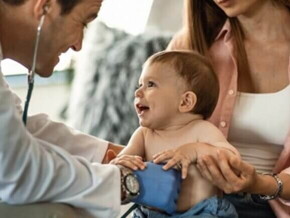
[{"x1": 167, "y1": 0, "x2": 290, "y2": 217}]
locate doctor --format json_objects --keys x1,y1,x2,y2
[{"x1": 0, "y1": 0, "x2": 179, "y2": 217}]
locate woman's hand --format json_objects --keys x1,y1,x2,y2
[
  {"x1": 110, "y1": 154, "x2": 146, "y2": 171},
  {"x1": 197, "y1": 149, "x2": 258, "y2": 193},
  {"x1": 153, "y1": 143, "x2": 197, "y2": 179}
]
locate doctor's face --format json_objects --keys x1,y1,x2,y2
[
  {"x1": 36, "y1": 0, "x2": 102, "y2": 77},
  {"x1": 212, "y1": 0, "x2": 270, "y2": 17}
]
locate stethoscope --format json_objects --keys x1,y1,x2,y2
[{"x1": 22, "y1": 12, "x2": 46, "y2": 125}]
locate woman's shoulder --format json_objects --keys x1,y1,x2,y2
[{"x1": 166, "y1": 28, "x2": 191, "y2": 51}]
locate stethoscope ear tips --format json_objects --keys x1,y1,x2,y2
[{"x1": 43, "y1": 3, "x2": 50, "y2": 15}]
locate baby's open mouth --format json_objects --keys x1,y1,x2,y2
[{"x1": 136, "y1": 103, "x2": 150, "y2": 114}]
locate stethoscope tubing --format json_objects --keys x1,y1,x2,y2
[{"x1": 22, "y1": 14, "x2": 46, "y2": 125}]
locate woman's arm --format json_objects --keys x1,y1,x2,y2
[{"x1": 197, "y1": 150, "x2": 290, "y2": 200}]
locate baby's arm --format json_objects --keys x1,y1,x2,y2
[
  {"x1": 153, "y1": 121, "x2": 240, "y2": 179},
  {"x1": 195, "y1": 121, "x2": 240, "y2": 157},
  {"x1": 110, "y1": 127, "x2": 146, "y2": 170}
]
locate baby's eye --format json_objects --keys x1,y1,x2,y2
[{"x1": 147, "y1": 81, "x2": 156, "y2": 87}]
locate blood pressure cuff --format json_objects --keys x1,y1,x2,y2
[{"x1": 132, "y1": 162, "x2": 181, "y2": 215}]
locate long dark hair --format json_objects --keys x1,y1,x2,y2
[{"x1": 184, "y1": 0, "x2": 290, "y2": 89}]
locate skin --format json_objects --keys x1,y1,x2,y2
[
  {"x1": 198, "y1": 0, "x2": 290, "y2": 200},
  {"x1": 111, "y1": 61, "x2": 239, "y2": 212},
  {"x1": 134, "y1": 62, "x2": 190, "y2": 130},
  {"x1": 0, "y1": 0, "x2": 102, "y2": 77},
  {"x1": 214, "y1": 0, "x2": 290, "y2": 93}
]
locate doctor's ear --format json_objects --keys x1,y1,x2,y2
[
  {"x1": 179, "y1": 91, "x2": 197, "y2": 113},
  {"x1": 34, "y1": 0, "x2": 51, "y2": 19}
]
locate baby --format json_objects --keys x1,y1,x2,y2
[{"x1": 111, "y1": 50, "x2": 239, "y2": 217}]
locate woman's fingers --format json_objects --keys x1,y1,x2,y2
[
  {"x1": 203, "y1": 155, "x2": 227, "y2": 184},
  {"x1": 197, "y1": 150, "x2": 257, "y2": 194},
  {"x1": 229, "y1": 155, "x2": 253, "y2": 176},
  {"x1": 218, "y1": 151, "x2": 240, "y2": 181},
  {"x1": 198, "y1": 155, "x2": 235, "y2": 192},
  {"x1": 219, "y1": 150, "x2": 256, "y2": 192},
  {"x1": 196, "y1": 159, "x2": 213, "y2": 181}
]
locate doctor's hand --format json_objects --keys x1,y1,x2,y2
[
  {"x1": 110, "y1": 154, "x2": 146, "y2": 170},
  {"x1": 153, "y1": 143, "x2": 198, "y2": 179},
  {"x1": 102, "y1": 143, "x2": 124, "y2": 164},
  {"x1": 197, "y1": 149, "x2": 257, "y2": 194}
]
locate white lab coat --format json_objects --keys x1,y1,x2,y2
[{"x1": 0, "y1": 46, "x2": 121, "y2": 218}]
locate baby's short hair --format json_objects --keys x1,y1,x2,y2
[{"x1": 147, "y1": 50, "x2": 219, "y2": 119}]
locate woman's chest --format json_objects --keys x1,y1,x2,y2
[{"x1": 242, "y1": 42, "x2": 290, "y2": 93}]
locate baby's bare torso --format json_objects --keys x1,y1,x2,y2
[{"x1": 143, "y1": 122, "x2": 220, "y2": 212}]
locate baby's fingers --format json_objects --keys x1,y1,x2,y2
[
  {"x1": 162, "y1": 157, "x2": 179, "y2": 170},
  {"x1": 181, "y1": 161, "x2": 189, "y2": 179},
  {"x1": 114, "y1": 155, "x2": 146, "y2": 170},
  {"x1": 153, "y1": 150, "x2": 175, "y2": 164},
  {"x1": 116, "y1": 159, "x2": 139, "y2": 170},
  {"x1": 131, "y1": 156, "x2": 146, "y2": 169}
]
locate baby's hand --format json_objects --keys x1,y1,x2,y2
[
  {"x1": 110, "y1": 154, "x2": 146, "y2": 170},
  {"x1": 153, "y1": 143, "x2": 197, "y2": 179}
]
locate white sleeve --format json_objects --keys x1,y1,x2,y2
[
  {"x1": 26, "y1": 114, "x2": 108, "y2": 163},
  {"x1": 0, "y1": 75, "x2": 121, "y2": 218}
]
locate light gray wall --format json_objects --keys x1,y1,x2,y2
[
  {"x1": 145, "y1": 0, "x2": 183, "y2": 34},
  {"x1": 12, "y1": 84, "x2": 70, "y2": 123}
]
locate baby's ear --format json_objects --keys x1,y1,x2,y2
[{"x1": 179, "y1": 91, "x2": 197, "y2": 113}]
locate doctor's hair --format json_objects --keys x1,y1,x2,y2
[
  {"x1": 2, "y1": 0, "x2": 81, "y2": 14},
  {"x1": 147, "y1": 50, "x2": 219, "y2": 120}
]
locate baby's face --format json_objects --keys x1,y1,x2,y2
[{"x1": 134, "y1": 62, "x2": 187, "y2": 129}]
